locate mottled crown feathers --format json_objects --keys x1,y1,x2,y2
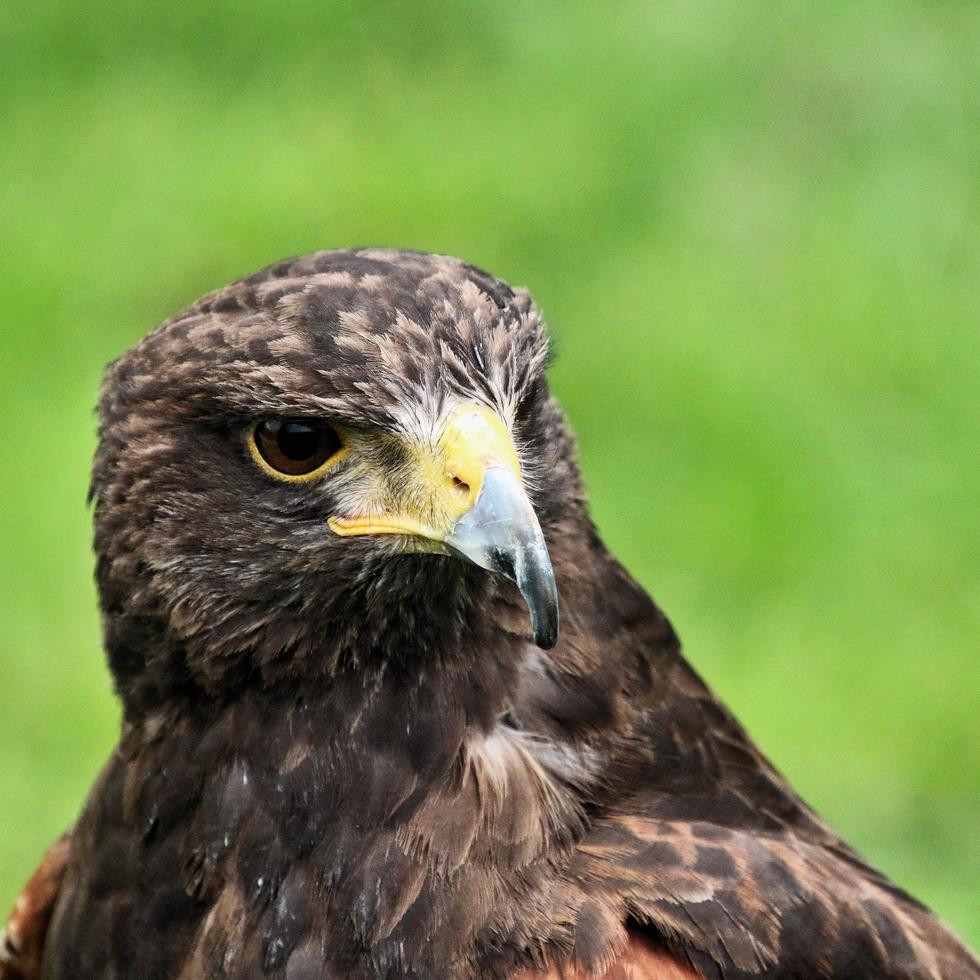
[{"x1": 98, "y1": 248, "x2": 550, "y2": 433}]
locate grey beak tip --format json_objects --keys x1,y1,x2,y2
[
  {"x1": 534, "y1": 620, "x2": 559, "y2": 650},
  {"x1": 445, "y1": 467, "x2": 561, "y2": 652},
  {"x1": 522, "y1": 560, "x2": 559, "y2": 649}
]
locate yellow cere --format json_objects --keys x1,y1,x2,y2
[{"x1": 328, "y1": 401, "x2": 523, "y2": 543}]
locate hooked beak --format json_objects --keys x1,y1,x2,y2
[
  {"x1": 446, "y1": 467, "x2": 559, "y2": 649},
  {"x1": 328, "y1": 402, "x2": 559, "y2": 649}
]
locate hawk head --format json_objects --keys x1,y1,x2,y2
[{"x1": 92, "y1": 249, "x2": 583, "y2": 716}]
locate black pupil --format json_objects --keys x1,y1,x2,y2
[{"x1": 277, "y1": 421, "x2": 323, "y2": 461}]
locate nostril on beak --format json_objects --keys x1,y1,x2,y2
[{"x1": 449, "y1": 475, "x2": 470, "y2": 494}]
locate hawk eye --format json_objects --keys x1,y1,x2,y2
[{"x1": 251, "y1": 419, "x2": 344, "y2": 479}]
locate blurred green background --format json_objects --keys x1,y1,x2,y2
[{"x1": 1, "y1": 0, "x2": 978, "y2": 951}]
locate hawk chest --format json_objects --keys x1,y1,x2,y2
[{"x1": 45, "y1": 711, "x2": 585, "y2": 979}]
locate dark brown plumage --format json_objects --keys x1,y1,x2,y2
[{"x1": 1, "y1": 248, "x2": 977, "y2": 979}]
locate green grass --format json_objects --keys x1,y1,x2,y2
[{"x1": 1, "y1": 0, "x2": 978, "y2": 951}]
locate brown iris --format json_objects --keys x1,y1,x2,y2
[{"x1": 251, "y1": 419, "x2": 344, "y2": 478}]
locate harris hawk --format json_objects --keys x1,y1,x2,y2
[{"x1": 1, "y1": 249, "x2": 977, "y2": 980}]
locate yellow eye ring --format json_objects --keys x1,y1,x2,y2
[{"x1": 248, "y1": 419, "x2": 349, "y2": 483}]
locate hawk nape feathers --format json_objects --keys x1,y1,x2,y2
[{"x1": 2, "y1": 249, "x2": 977, "y2": 980}]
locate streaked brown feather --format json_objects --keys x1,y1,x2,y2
[
  {"x1": 511, "y1": 928, "x2": 701, "y2": 979},
  {"x1": 0, "y1": 835, "x2": 69, "y2": 980}
]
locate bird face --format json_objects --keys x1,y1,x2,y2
[
  {"x1": 92, "y1": 250, "x2": 572, "y2": 704},
  {"x1": 248, "y1": 399, "x2": 558, "y2": 648}
]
